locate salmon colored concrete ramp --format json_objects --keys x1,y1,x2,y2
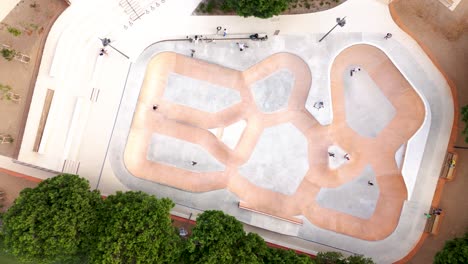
[{"x1": 124, "y1": 44, "x2": 425, "y2": 241}]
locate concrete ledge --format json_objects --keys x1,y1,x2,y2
[{"x1": 239, "y1": 201, "x2": 303, "y2": 225}]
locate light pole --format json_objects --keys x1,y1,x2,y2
[
  {"x1": 99, "y1": 37, "x2": 129, "y2": 59},
  {"x1": 318, "y1": 17, "x2": 346, "y2": 43}
]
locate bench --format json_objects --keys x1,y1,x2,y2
[
  {"x1": 424, "y1": 208, "x2": 444, "y2": 235},
  {"x1": 439, "y1": 152, "x2": 457, "y2": 181}
]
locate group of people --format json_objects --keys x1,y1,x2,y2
[
  {"x1": 424, "y1": 208, "x2": 443, "y2": 219},
  {"x1": 328, "y1": 152, "x2": 350, "y2": 161},
  {"x1": 350, "y1": 67, "x2": 361, "y2": 77}
]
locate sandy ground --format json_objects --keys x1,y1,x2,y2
[
  {"x1": 0, "y1": 0, "x2": 67, "y2": 158},
  {"x1": 391, "y1": 0, "x2": 468, "y2": 263},
  {"x1": 0, "y1": 172, "x2": 38, "y2": 212}
]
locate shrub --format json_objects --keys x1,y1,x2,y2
[
  {"x1": 7, "y1": 27, "x2": 21, "y2": 37},
  {"x1": 434, "y1": 233, "x2": 468, "y2": 264},
  {"x1": 462, "y1": 105, "x2": 468, "y2": 142},
  {"x1": 206, "y1": 0, "x2": 216, "y2": 13},
  {"x1": 1, "y1": 48, "x2": 16, "y2": 61}
]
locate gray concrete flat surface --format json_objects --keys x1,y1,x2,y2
[
  {"x1": 147, "y1": 133, "x2": 225, "y2": 172},
  {"x1": 316, "y1": 165, "x2": 379, "y2": 219},
  {"x1": 164, "y1": 72, "x2": 241, "y2": 113},
  {"x1": 344, "y1": 67, "x2": 396, "y2": 138},
  {"x1": 250, "y1": 69, "x2": 295, "y2": 113},
  {"x1": 239, "y1": 123, "x2": 309, "y2": 196}
]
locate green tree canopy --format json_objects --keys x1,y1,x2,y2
[
  {"x1": 462, "y1": 105, "x2": 468, "y2": 142},
  {"x1": 315, "y1": 251, "x2": 375, "y2": 264},
  {"x1": 187, "y1": 210, "x2": 246, "y2": 263},
  {"x1": 186, "y1": 210, "x2": 313, "y2": 264},
  {"x1": 1, "y1": 174, "x2": 101, "y2": 264},
  {"x1": 89, "y1": 191, "x2": 180, "y2": 264},
  {"x1": 434, "y1": 233, "x2": 468, "y2": 264},
  {"x1": 223, "y1": 0, "x2": 289, "y2": 18},
  {"x1": 265, "y1": 247, "x2": 313, "y2": 264}
]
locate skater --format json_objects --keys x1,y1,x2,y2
[
  {"x1": 314, "y1": 101, "x2": 324, "y2": 109},
  {"x1": 190, "y1": 49, "x2": 195, "y2": 58},
  {"x1": 328, "y1": 152, "x2": 335, "y2": 157},
  {"x1": 99, "y1": 48, "x2": 107, "y2": 56},
  {"x1": 237, "y1": 42, "x2": 247, "y2": 51},
  {"x1": 344, "y1": 153, "x2": 350, "y2": 160},
  {"x1": 216, "y1": 26, "x2": 222, "y2": 35},
  {"x1": 191, "y1": 161, "x2": 197, "y2": 166},
  {"x1": 152, "y1": 104, "x2": 158, "y2": 110},
  {"x1": 367, "y1": 180, "x2": 374, "y2": 186},
  {"x1": 384, "y1": 33, "x2": 392, "y2": 39},
  {"x1": 223, "y1": 28, "x2": 227, "y2": 37}
]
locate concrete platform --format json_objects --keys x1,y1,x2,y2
[{"x1": 117, "y1": 43, "x2": 425, "y2": 241}]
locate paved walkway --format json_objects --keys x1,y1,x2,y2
[{"x1": 1, "y1": 0, "x2": 455, "y2": 262}]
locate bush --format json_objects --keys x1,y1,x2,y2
[
  {"x1": 206, "y1": 0, "x2": 216, "y2": 13},
  {"x1": 224, "y1": 0, "x2": 289, "y2": 18},
  {"x1": 7, "y1": 27, "x2": 21, "y2": 37},
  {"x1": 462, "y1": 105, "x2": 468, "y2": 142},
  {"x1": 1, "y1": 48, "x2": 16, "y2": 61},
  {"x1": 434, "y1": 233, "x2": 468, "y2": 264}
]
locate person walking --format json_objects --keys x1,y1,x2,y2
[
  {"x1": 384, "y1": 33, "x2": 392, "y2": 39},
  {"x1": 367, "y1": 180, "x2": 374, "y2": 186},
  {"x1": 328, "y1": 152, "x2": 335, "y2": 157},
  {"x1": 190, "y1": 49, "x2": 195, "y2": 58}
]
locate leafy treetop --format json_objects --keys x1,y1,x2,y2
[
  {"x1": 1, "y1": 174, "x2": 101, "y2": 264},
  {"x1": 89, "y1": 191, "x2": 180, "y2": 264},
  {"x1": 224, "y1": 0, "x2": 289, "y2": 18},
  {"x1": 434, "y1": 233, "x2": 468, "y2": 264}
]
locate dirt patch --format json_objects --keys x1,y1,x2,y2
[
  {"x1": 0, "y1": 172, "x2": 38, "y2": 212},
  {"x1": 391, "y1": 0, "x2": 468, "y2": 262},
  {"x1": 0, "y1": 0, "x2": 67, "y2": 158},
  {"x1": 194, "y1": 0, "x2": 346, "y2": 16}
]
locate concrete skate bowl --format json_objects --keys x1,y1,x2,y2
[{"x1": 123, "y1": 46, "x2": 425, "y2": 240}]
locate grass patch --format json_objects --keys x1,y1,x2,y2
[{"x1": 7, "y1": 27, "x2": 21, "y2": 37}]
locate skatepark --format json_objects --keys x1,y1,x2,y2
[
  {"x1": 121, "y1": 43, "x2": 425, "y2": 241},
  {"x1": 3, "y1": 0, "x2": 455, "y2": 262}
]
